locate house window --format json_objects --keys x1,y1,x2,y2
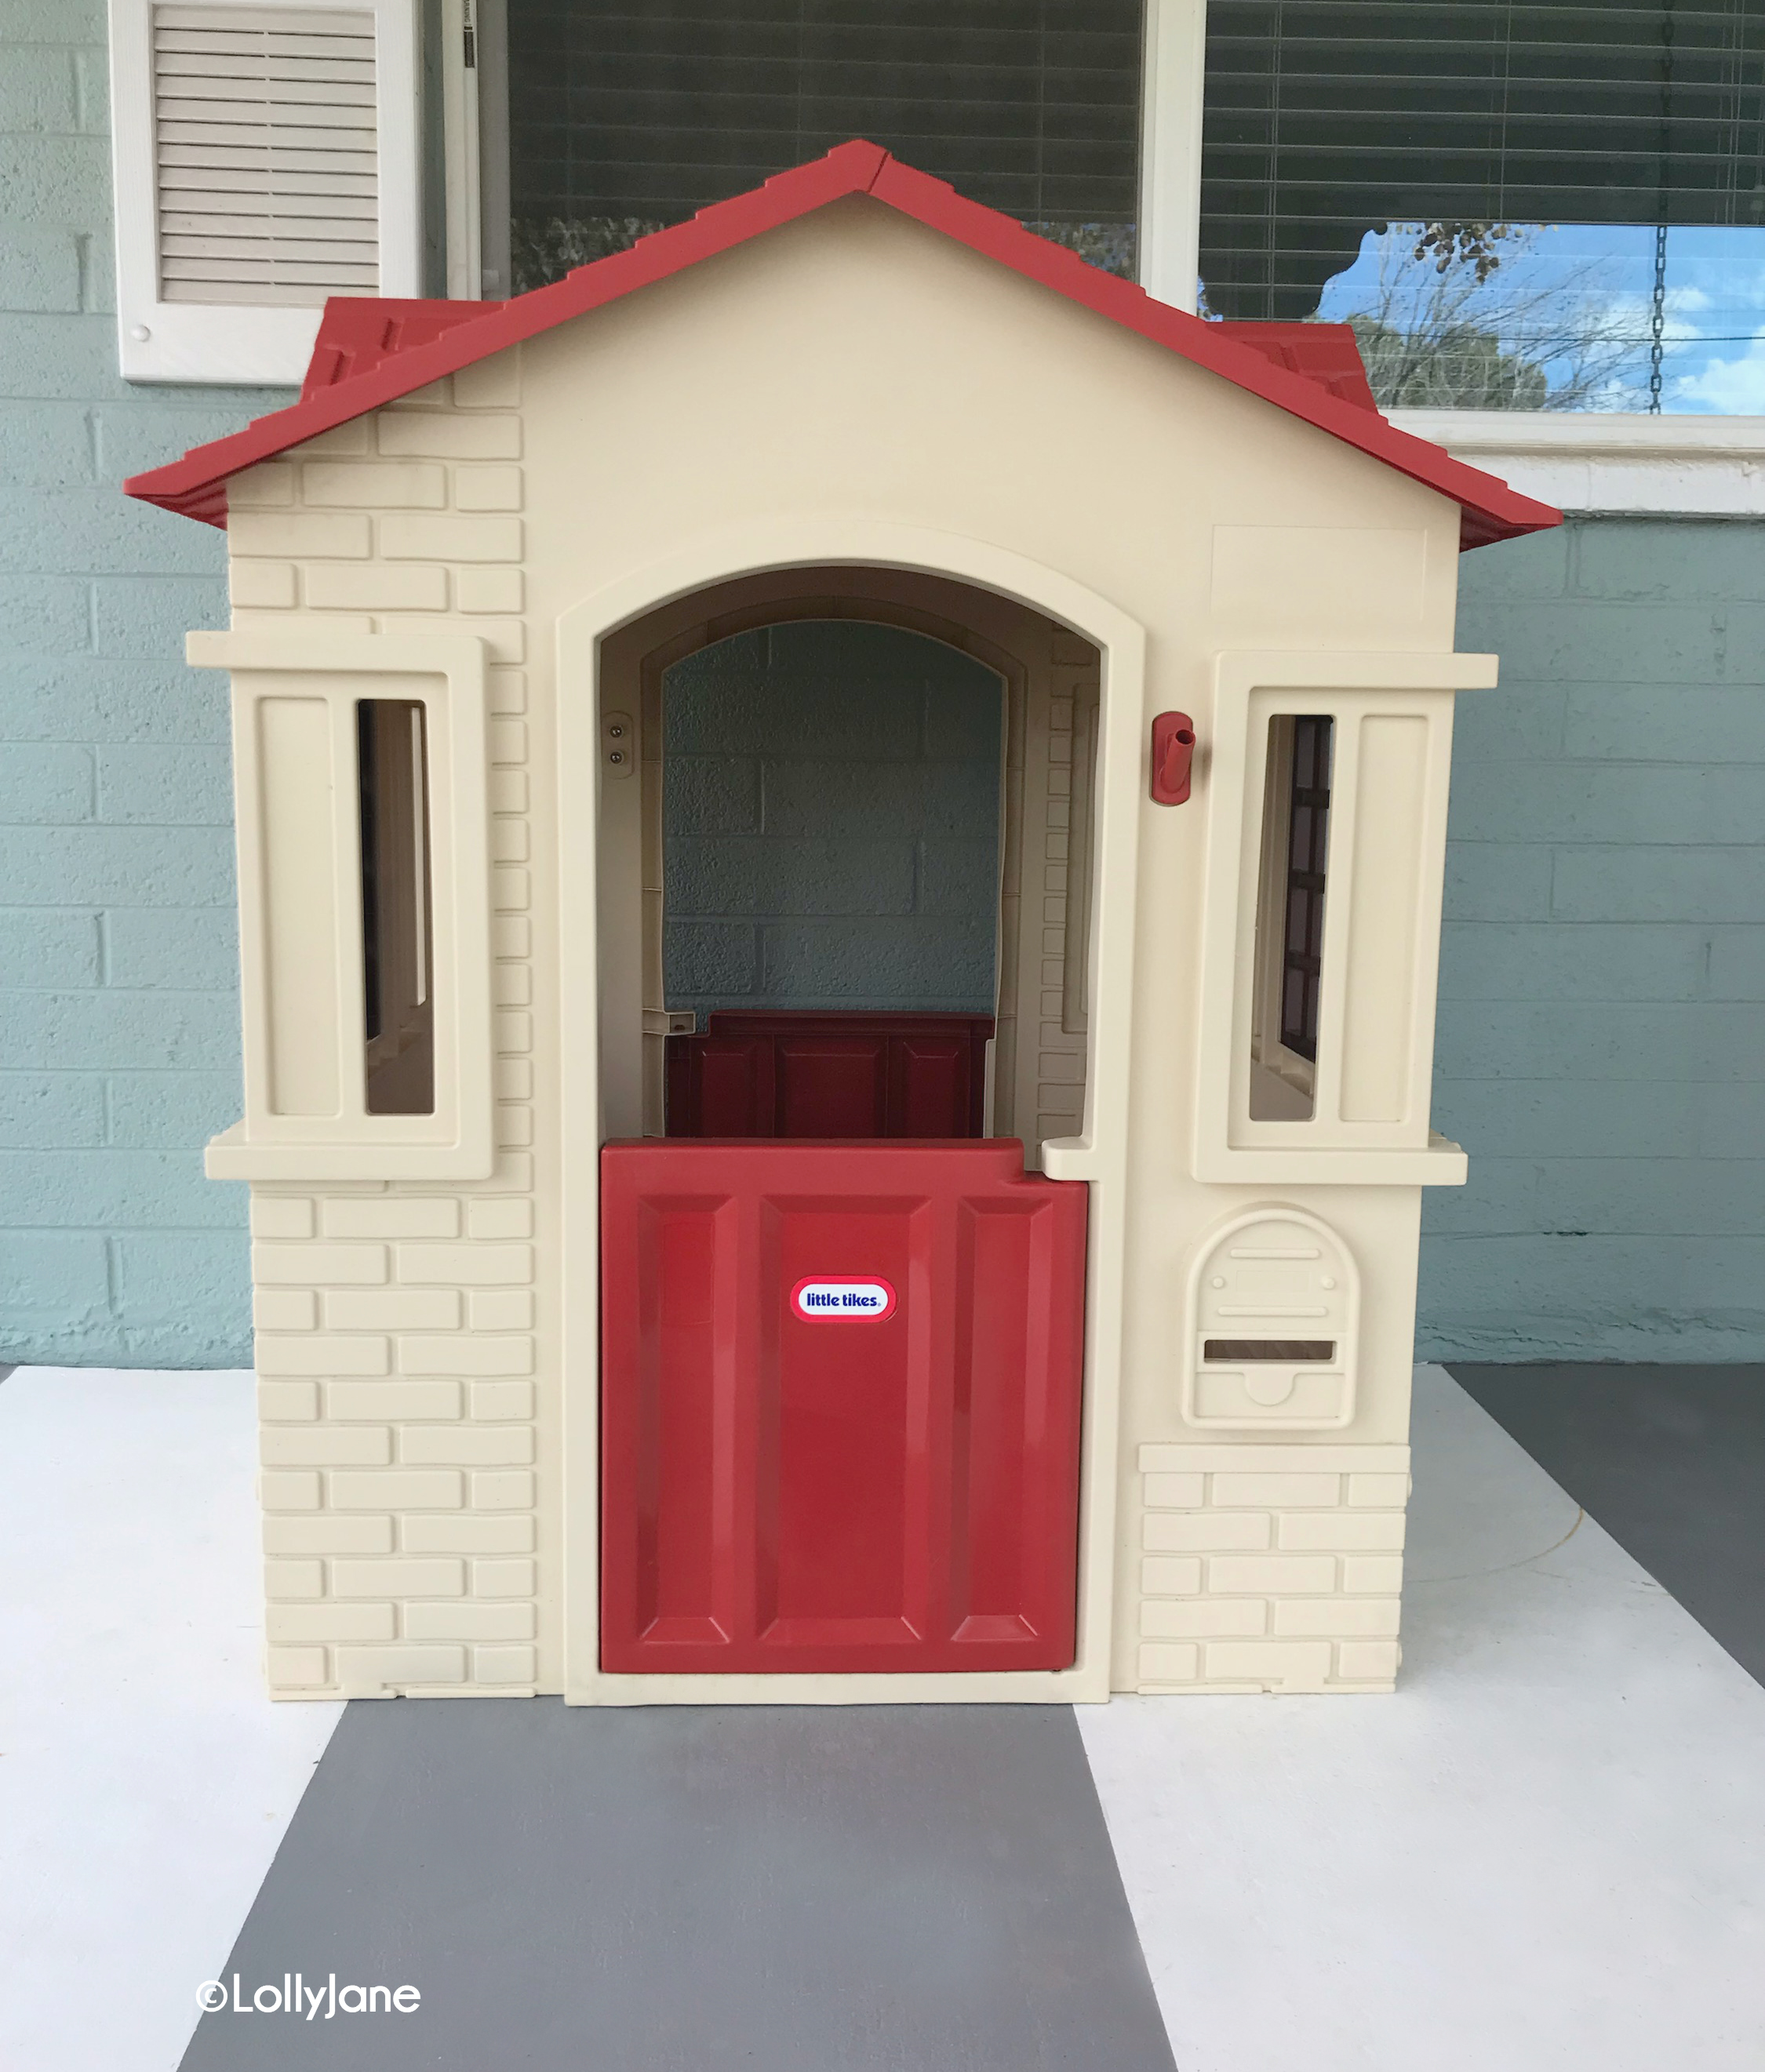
[
  {"x1": 503, "y1": 1, "x2": 1146, "y2": 293},
  {"x1": 1199, "y1": 1, "x2": 1765, "y2": 413},
  {"x1": 358, "y1": 699, "x2": 435, "y2": 1116}
]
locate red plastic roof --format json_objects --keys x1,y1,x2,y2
[{"x1": 123, "y1": 140, "x2": 1559, "y2": 548}]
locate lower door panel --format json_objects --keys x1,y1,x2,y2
[{"x1": 599, "y1": 1140, "x2": 1086, "y2": 1674}]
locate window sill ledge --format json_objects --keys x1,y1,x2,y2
[
  {"x1": 1389, "y1": 410, "x2": 1765, "y2": 518},
  {"x1": 205, "y1": 1121, "x2": 495, "y2": 1183}
]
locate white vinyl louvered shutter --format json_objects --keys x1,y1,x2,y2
[
  {"x1": 153, "y1": 5, "x2": 380, "y2": 307},
  {"x1": 109, "y1": 0, "x2": 419, "y2": 383}
]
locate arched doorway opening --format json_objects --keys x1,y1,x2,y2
[{"x1": 595, "y1": 565, "x2": 1102, "y2": 1172}]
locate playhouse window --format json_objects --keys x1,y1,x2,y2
[
  {"x1": 1279, "y1": 714, "x2": 1334, "y2": 1062},
  {"x1": 1250, "y1": 712, "x2": 1334, "y2": 1118},
  {"x1": 356, "y1": 698, "x2": 435, "y2": 1115}
]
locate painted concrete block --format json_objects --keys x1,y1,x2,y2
[
  {"x1": 0, "y1": 1071, "x2": 105, "y2": 1147},
  {"x1": 0, "y1": 1228, "x2": 110, "y2": 1321},
  {"x1": 0, "y1": 907, "x2": 99, "y2": 985},
  {"x1": 0, "y1": 572, "x2": 93, "y2": 655},
  {"x1": 0, "y1": 987, "x2": 240, "y2": 1070},
  {"x1": 666, "y1": 836, "x2": 916, "y2": 918},
  {"x1": 1571, "y1": 518, "x2": 1765, "y2": 602},
  {"x1": 0, "y1": 402, "x2": 92, "y2": 486},
  {"x1": 104, "y1": 1070, "x2": 242, "y2": 1147},
  {"x1": 0, "y1": 740, "x2": 92, "y2": 820},
  {"x1": 104, "y1": 907, "x2": 238, "y2": 989},
  {"x1": 0, "y1": 822, "x2": 233, "y2": 905},
  {"x1": 1563, "y1": 682, "x2": 1765, "y2": 765},
  {"x1": 3, "y1": 1147, "x2": 238, "y2": 1227},
  {"x1": 1438, "y1": 921, "x2": 1712, "y2": 1003},
  {"x1": 1551, "y1": 845, "x2": 1765, "y2": 925},
  {"x1": 1454, "y1": 522, "x2": 1570, "y2": 603},
  {"x1": 90, "y1": 576, "x2": 227, "y2": 660},
  {"x1": 758, "y1": 915, "x2": 994, "y2": 1008},
  {"x1": 1442, "y1": 842, "x2": 1553, "y2": 921},
  {"x1": 660, "y1": 919, "x2": 757, "y2": 999},
  {"x1": 58, "y1": 1220, "x2": 248, "y2": 1357},
  {"x1": 658, "y1": 758, "x2": 762, "y2": 838}
]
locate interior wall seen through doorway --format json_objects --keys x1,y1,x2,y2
[{"x1": 660, "y1": 621, "x2": 1005, "y2": 1024}]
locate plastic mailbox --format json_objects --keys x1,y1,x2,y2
[{"x1": 599, "y1": 1137, "x2": 1087, "y2": 1674}]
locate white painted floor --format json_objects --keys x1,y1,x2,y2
[
  {"x1": 4, "y1": 1364, "x2": 1762, "y2": 2071},
  {"x1": 1079, "y1": 1365, "x2": 1765, "y2": 2072},
  {"x1": 0, "y1": 1369, "x2": 342, "y2": 2072}
]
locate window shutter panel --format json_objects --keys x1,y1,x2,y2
[
  {"x1": 108, "y1": 0, "x2": 420, "y2": 384},
  {"x1": 152, "y1": 4, "x2": 380, "y2": 307}
]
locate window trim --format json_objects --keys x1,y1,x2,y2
[
  {"x1": 107, "y1": 0, "x2": 422, "y2": 385},
  {"x1": 190, "y1": 628, "x2": 494, "y2": 1181},
  {"x1": 1193, "y1": 650, "x2": 1490, "y2": 1187}
]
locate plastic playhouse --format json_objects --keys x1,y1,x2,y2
[{"x1": 125, "y1": 142, "x2": 1559, "y2": 1703}]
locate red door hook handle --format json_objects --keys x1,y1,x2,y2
[{"x1": 1150, "y1": 711, "x2": 1196, "y2": 805}]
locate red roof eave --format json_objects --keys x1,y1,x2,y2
[{"x1": 124, "y1": 140, "x2": 1560, "y2": 549}]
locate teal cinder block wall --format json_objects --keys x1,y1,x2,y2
[
  {"x1": 2, "y1": 5, "x2": 1760, "y2": 1365},
  {"x1": 1421, "y1": 518, "x2": 1765, "y2": 1361},
  {"x1": 662, "y1": 623, "x2": 1003, "y2": 1023},
  {"x1": 0, "y1": 0, "x2": 286, "y2": 1364}
]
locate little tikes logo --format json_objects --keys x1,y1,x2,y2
[{"x1": 791, "y1": 1276, "x2": 897, "y2": 1321}]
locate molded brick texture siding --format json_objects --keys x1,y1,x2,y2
[
  {"x1": 0, "y1": 0, "x2": 287, "y2": 1363},
  {"x1": 227, "y1": 359, "x2": 542, "y2": 1697},
  {"x1": 661, "y1": 622, "x2": 1003, "y2": 1022},
  {"x1": 1424, "y1": 518, "x2": 1765, "y2": 1361},
  {"x1": 1135, "y1": 1444, "x2": 1410, "y2": 1693}
]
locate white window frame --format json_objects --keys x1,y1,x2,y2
[
  {"x1": 107, "y1": 0, "x2": 422, "y2": 385},
  {"x1": 1137, "y1": 0, "x2": 1765, "y2": 511}
]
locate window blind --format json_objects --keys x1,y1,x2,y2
[
  {"x1": 504, "y1": 1, "x2": 1143, "y2": 293},
  {"x1": 1200, "y1": 1, "x2": 1765, "y2": 322},
  {"x1": 152, "y1": 2, "x2": 380, "y2": 305}
]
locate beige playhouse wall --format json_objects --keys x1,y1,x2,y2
[{"x1": 213, "y1": 195, "x2": 1475, "y2": 1701}]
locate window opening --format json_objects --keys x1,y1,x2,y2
[
  {"x1": 1279, "y1": 714, "x2": 1333, "y2": 1063},
  {"x1": 1249, "y1": 712, "x2": 1333, "y2": 1121},
  {"x1": 357, "y1": 698, "x2": 435, "y2": 1114}
]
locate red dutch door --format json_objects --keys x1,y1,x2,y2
[{"x1": 600, "y1": 1139, "x2": 1087, "y2": 1674}]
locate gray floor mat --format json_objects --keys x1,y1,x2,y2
[
  {"x1": 179, "y1": 1698, "x2": 1176, "y2": 2072},
  {"x1": 1449, "y1": 1361, "x2": 1765, "y2": 1688}
]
